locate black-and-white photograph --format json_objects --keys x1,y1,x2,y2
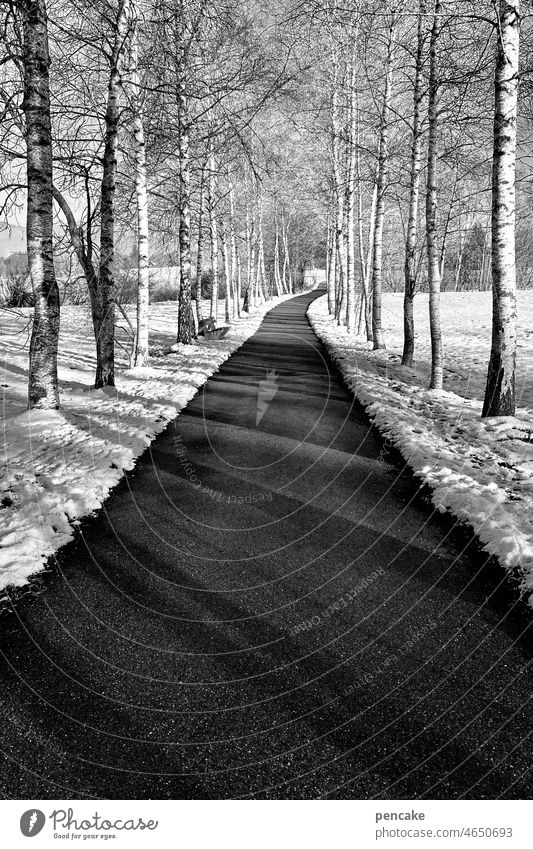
[{"x1": 0, "y1": 0, "x2": 531, "y2": 842}]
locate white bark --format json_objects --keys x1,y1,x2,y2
[
  {"x1": 228, "y1": 178, "x2": 239, "y2": 317},
  {"x1": 326, "y1": 211, "x2": 336, "y2": 315},
  {"x1": 22, "y1": 0, "x2": 60, "y2": 409},
  {"x1": 128, "y1": 10, "x2": 150, "y2": 368},
  {"x1": 208, "y1": 145, "x2": 219, "y2": 322},
  {"x1": 221, "y1": 223, "x2": 231, "y2": 322},
  {"x1": 176, "y1": 3, "x2": 194, "y2": 344},
  {"x1": 346, "y1": 57, "x2": 357, "y2": 333},
  {"x1": 282, "y1": 213, "x2": 292, "y2": 293},
  {"x1": 332, "y1": 59, "x2": 347, "y2": 324},
  {"x1": 195, "y1": 165, "x2": 206, "y2": 323},
  {"x1": 402, "y1": 0, "x2": 426, "y2": 367},
  {"x1": 256, "y1": 186, "x2": 266, "y2": 303},
  {"x1": 250, "y1": 213, "x2": 257, "y2": 308},
  {"x1": 357, "y1": 160, "x2": 377, "y2": 340},
  {"x1": 426, "y1": 0, "x2": 443, "y2": 391},
  {"x1": 243, "y1": 202, "x2": 253, "y2": 311},
  {"x1": 273, "y1": 208, "x2": 283, "y2": 296},
  {"x1": 483, "y1": 0, "x2": 520, "y2": 416},
  {"x1": 371, "y1": 15, "x2": 396, "y2": 350}
]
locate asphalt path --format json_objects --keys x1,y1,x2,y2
[{"x1": 0, "y1": 290, "x2": 531, "y2": 800}]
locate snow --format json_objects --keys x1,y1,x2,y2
[
  {"x1": 308, "y1": 291, "x2": 533, "y2": 605},
  {"x1": 0, "y1": 296, "x2": 293, "y2": 591}
]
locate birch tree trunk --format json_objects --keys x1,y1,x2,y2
[
  {"x1": 259, "y1": 238, "x2": 267, "y2": 302},
  {"x1": 345, "y1": 57, "x2": 357, "y2": 333},
  {"x1": 256, "y1": 187, "x2": 266, "y2": 304},
  {"x1": 254, "y1": 240, "x2": 261, "y2": 304},
  {"x1": 402, "y1": 0, "x2": 426, "y2": 367},
  {"x1": 331, "y1": 59, "x2": 347, "y2": 324},
  {"x1": 426, "y1": 0, "x2": 443, "y2": 390},
  {"x1": 274, "y1": 209, "x2": 283, "y2": 296},
  {"x1": 355, "y1": 130, "x2": 365, "y2": 334},
  {"x1": 339, "y1": 201, "x2": 348, "y2": 323},
  {"x1": 129, "y1": 11, "x2": 150, "y2": 368},
  {"x1": 22, "y1": 0, "x2": 60, "y2": 409},
  {"x1": 483, "y1": 0, "x2": 519, "y2": 417},
  {"x1": 250, "y1": 216, "x2": 257, "y2": 308},
  {"x1": 281, "y1": 211, "x2": 289, "y2": 294},
  {"x1": 356, "y1": 176, "x2": 364, "y2": 335},
  {"x1": 243, "y1": 202, "x2": 252, "y2": 312},
  {"x1": 371, "y1": 15, "x2": 396, "y2": 350},
  {"x1": 208, "y1": 146, "x2": 219, "y2": 322},
  {"x1": 96, "y1": 0, "x2": 128, "y2": 388},
  {"x1": 326, "y1": 211, "x2": 336, "y2": 314},
  {"x1": 195, "y1": 165, "x2": 206, "y2": 324},
  {"x1": 176, "y1": 7, "x2": 194, "y2": 344},
  {"x1": 228, "y1": 179, "x2": 240, "y2": 317},
  {"x1": 357, "y1": 160, "x2": 377, "y2": 341},
  {"x1": 282, "y1": 213, "x2": 292, "y2": 293},
  {"x1": 237, "y1": 255, "x2": 243, "y2": 314},
  {"x1": 221, "y1": 224, "x2": 231, "y2": 323}
]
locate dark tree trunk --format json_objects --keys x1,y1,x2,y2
[{"x1": 96, "y1": 0, "x2": 128, "y2": 387}]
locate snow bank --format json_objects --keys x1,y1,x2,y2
[
  {"x1": 308, "y1": 294, "x2": 533, "y2": 605},
  {"x1": 0, "y1": 296, "x2": 293, "y2": 590}
]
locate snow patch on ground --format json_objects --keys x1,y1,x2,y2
[
  {"x1": 308, "y1": 293, "x2": 533, "y2": 605},
  {"x1": 0, "y1": 296, "x2": 293, "y2": 590}
]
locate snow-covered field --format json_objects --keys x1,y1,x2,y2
[
  {"x1": 308, "y1": 291, "x2": 533, "y2": 605},
  {"x1": 0, "y1": 296, "x2": 292, "y2": 592}
]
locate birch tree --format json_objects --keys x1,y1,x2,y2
[
  {"x1": 402, "y1": 0, "x2": 426, "y2": 367},
  {"x1": 175, "y1": 0, "x2": 194, "y2": 344},
  {"x1": 194, "y1": 161, "x2": 206, "y2": 323},
  {"x1": 221, "y1": 222, "x2": 231, "y2": 322},
  {"x1": 273, "y1": 205, "x2": 282, "y2": 297},
  {"x1": 371, "y1": 12, "x2": 396, "y2": 350},
  {"x1": 228, "y1": 177, "x2": 240, "y2": 317},
  {"x1": 331, "y1": 55, "x2": 347, "y2": 325},
  {"x1": 21, "y1": 0, "x2": 60, "y2": 408},
  {"x1": 345, "y1": 55, "x2": 357, "y2": 333},
  {"x1": 426, "y1": 0, "x2": 443, "y2": 390},
  {"x1": 126, "y1": 2, "x2": 150, "y2": 367},
  {"x1": 282, "y1": 211, "x2": 292, "y2": 293},
  {"x1": 482, "y1": 0, "x2": 520, "y2": 417},
  {"x1": 357, "y1": 160, "x2": 377, "y2": 340},
  {"x1": 96, "y1": 0, "x2": 129, "y2": 388},
  {"x1": 208, "y1": 145, "x2": 219, "y2": 321},
  {"x1": 243, "y1": 194, "x2": 253, "y2": 311}
]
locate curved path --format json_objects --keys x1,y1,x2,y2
[{"x1": 0, "y1": 291, "x2": 531, "y2": 800}]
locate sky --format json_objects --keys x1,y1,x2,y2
[{"x1": 0, "y1": 225, "x2": 25, "y2": 258}]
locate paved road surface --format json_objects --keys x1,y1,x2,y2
[{"x1": 1, "y1": 291, "x2": 531, "y2": 799}]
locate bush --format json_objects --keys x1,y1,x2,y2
[
  {"x1": 151, "y1": 282, "x2": 179, "y2": 303},
  {"x1": 0, "y1": 273, "x2": 35, "y2": 307}
]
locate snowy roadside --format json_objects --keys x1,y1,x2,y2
[
  {"x1": 308, "y1": 294, "x2": 533, "y2": 606},
  {"x1": 0, "y1": 295, "x2": 294, "y2": 592}
]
